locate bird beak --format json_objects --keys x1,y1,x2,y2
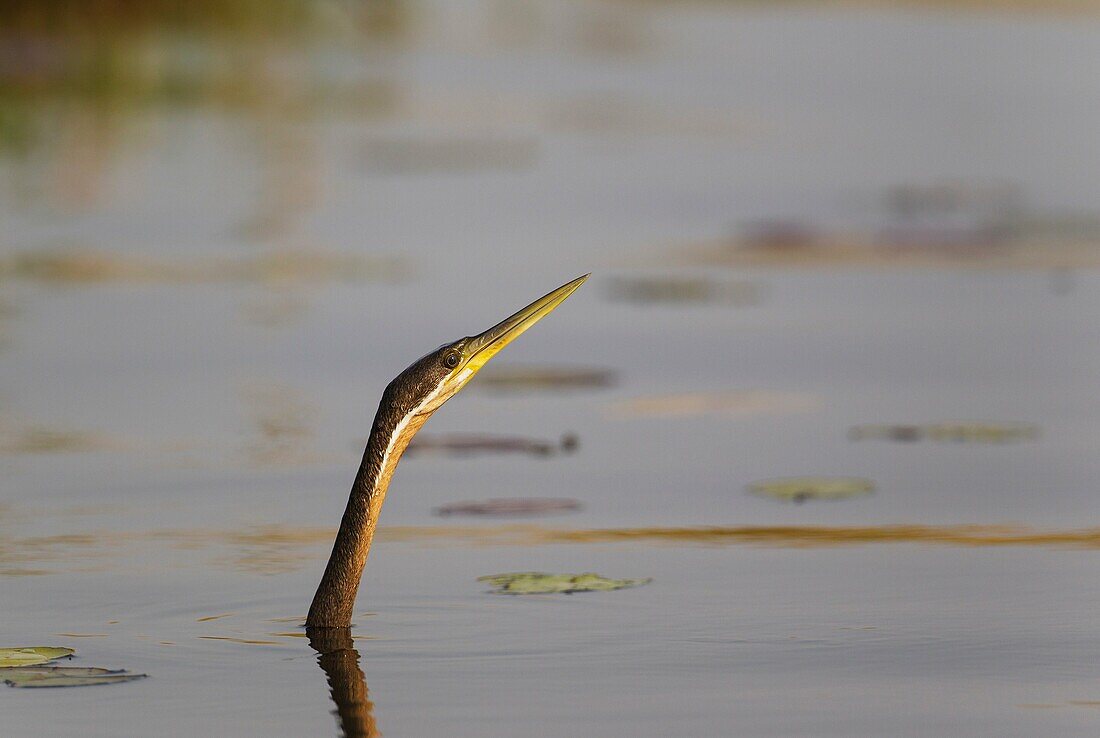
[{"x1": 462, "y1": 274, "x2": 589, "y2": 373}]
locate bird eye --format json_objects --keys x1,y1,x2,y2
[{"x1": 443, "y1": 351, "x2": 461, "y2": 369}]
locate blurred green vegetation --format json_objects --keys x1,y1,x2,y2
[
  {"x1": 0, "y1": 0, "x2": 409, "y2": 38},
  {"x1": 0, "y1": 0, "x2": 409, "y2": 157}
]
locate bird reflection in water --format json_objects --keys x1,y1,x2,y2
[{"x1": 307, "y1": 628, "x2": 380, "y2": 738}]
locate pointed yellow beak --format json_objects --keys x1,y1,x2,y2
[{"x1": 462, "y1": 274, "x2": 589, "y2": 373}]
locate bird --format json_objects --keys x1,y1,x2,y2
[{"x1": 306, "y1": 274, "x2": 589, "y2": 629}]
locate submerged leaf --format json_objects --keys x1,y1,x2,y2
[
  {"x1": 2, "y1": 666, "x2": 146, "y2": 688},
  {"x1": 479, "y1": 572, "x2": 652, "y2": 595},
  {"x1": 748, "y1": 477, "x2": 875, "y2": 504},
  {"x1": 0, "y1": 647, "x2": 74, "y2": 667}
]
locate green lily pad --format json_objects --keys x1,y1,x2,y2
[
  {"x1": 0, "y1": 647, "x2": 74, "y2": 667},
  {"x1": 748, "y1": 477, "x2": 875, "y2": 504},
  {"x1": 2, "y1": 666, "x2": 147, "y2": 688},
  {"x1": 479, "y1": 572, "x2": 652, "y2": 595}
]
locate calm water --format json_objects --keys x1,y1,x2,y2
[{"x1": 4, "y1": 2, "x2": 1100, "y2": 736}]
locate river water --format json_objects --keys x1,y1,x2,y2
[{"x1": 3, "y1": 2, "x2": 1100, "y2": 736}]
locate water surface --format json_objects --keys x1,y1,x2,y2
[{"x1": 4, "y1": 2, "x2": 1100, "y2": 735}]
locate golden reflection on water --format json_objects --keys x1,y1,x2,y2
[
  {"x1": 195, "y1": 613, "x2": 235, "y2": 623},
  {"x1": 381, "y1": 524, "x2": 1100, "y2": 549},
  {"x1": 0, "y1": 426, "x2": 129, "y2": 454},
  {"x1": 198, "y1": 636, "x2": 280, "y2": 646},
  {"x1": 5, "y1": 523, "x2": 1100, "y2": 576},
  {"x1": 1019, "y1": 701, "x2": 1100, "y2": 710},
  {"x1": 0, "y1": 250, "x2": 408, "y2": 286}
]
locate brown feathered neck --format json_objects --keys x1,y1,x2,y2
[{"x1": 305, "y1": 362, "x2": 448, "y2": 629}]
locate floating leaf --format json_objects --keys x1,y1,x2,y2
[
  {"x1": 3, "y1": 250, "x2": 407, "y2": 287},
  {"x1": 435, "y1": 498, "x2": 582, "y2": 517},
  {"x1": 850, "y1": 422, "x2": 1039, "y2": 444},
  {"x1": 606, "y1": 276, "x2": 763, "y2": 306},
  {"x1": 926, "y1": 422, "x2": 1039, "y2": 443},
  {"x1": 0, "y1": 647, "x2": 74, "y2": 667},
  {"x1": 748, "y1": 477, "x2": 875, "y2": 504},
  {"x1": 0, "y1": 427, "x2": 126, "y2": 455},
  {"x1": 479, "y1": 572, "x2": 652, "y2": 595},
  {"x1": 476, "y1": 366, "x2": 616, "y2": 392},
  {"x1": 2, "y1": 666, "x2": 146, "y2": 688},
  {"x1": 410, "y1": 433, "x2": 578, "y2": 459},
  {"x1": 608, "y1": 390, "x2": 821, "y2": 419}
]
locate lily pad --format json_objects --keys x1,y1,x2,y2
[
  {"x1": 608, "y1": 390, "x2": 821, "y2": 419},
  {"x1": 748, "y1": 477, "x2": 875, "y2": 504},
  {"x1": 926, "y1": 422, "x2": 1039, "y2": 444},
  {"x1": 849, "y1": 422, "x2": 1039, "y2": 444},
  {"x1": 476, "y1": 366, "x2": 617, "y2": 392},
  {"x1": 0, "y1": 647, "x2": 74, "y2": 667},
  {"x1": 435, "y1": 497, "x2": 582, "y2": 517},
  {"x1": 409, "y1": 433, "x2": 578, "y2": 458},
  {"x1": 479, "y1": 572, "x2": 652, "y2": 595},
  {"x1": 2, "y1": 666, "x2": 146, "y2": 688},
  {"x1": 606, "y1": 276, "x2": 763, "y2": 306}
]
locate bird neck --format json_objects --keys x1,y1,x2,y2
[{"x1": 306, "y1": 402, "x2": 429, "y2": 628}]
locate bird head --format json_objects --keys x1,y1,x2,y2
[{"x1": 380, "y1": 274, "x2": 589, "y2": 422}]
